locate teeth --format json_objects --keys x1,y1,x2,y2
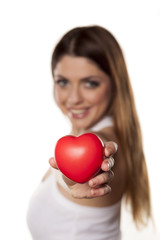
[{"x1": 71, "y1": 109, "x2": 87, "y2": 114}]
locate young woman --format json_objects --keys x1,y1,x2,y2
[{"x1": 27, "y1": 25, "x2": 151, "y2": 240}]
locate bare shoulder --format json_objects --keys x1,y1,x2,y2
[
  {"x1": 87, "y1": 126, "x2": 114, "y2": 142},
  {"x1": 95, "y1": 126, "x2": 115, "y2": 142}
]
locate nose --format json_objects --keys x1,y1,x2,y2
[{"x1": 67, "y1": 85, "x2": 83, "y2": 105}]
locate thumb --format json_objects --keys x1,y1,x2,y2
[{"x1": 49, "y1": 157, "x2": 59, "y2": 170}]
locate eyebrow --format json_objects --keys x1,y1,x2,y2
[
  {"x1": 53, "y1": 74, "x2": 102, "y2": 81},
  {"x1": 53, "y1": 74, "x2": 68, "y2": 80},
  {"x1": 81, "y1": 76, "x2": 102, "y2": 81}
]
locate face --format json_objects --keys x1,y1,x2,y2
[{"x1": 53, "y1": 55, "x2": 112, "y2": 133}]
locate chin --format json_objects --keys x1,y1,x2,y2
[
  {"x1": 69, "y1": 112, "x2": 101, "y2": 131},
  {"x1": 73, "y1": 121, "x2": 94, "y2": 132}
]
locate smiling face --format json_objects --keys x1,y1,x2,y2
[{"x1": 53, "y1": 55, "x2": 112, "y2": 134}]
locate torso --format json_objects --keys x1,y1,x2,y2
[
  {"x1": 27, "y1": 172, "x2": 122, "y2": 240},
  {"x1": 27, "y1": 116, "x2": 125, "y2": 240}
]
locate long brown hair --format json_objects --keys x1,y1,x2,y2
[{"x1": 51, "y1": 25, "x2": 151, "y2": 227}]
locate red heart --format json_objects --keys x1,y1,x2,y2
[{"x1": 55, "y1": 133, "x2": 104, "y2": 183}]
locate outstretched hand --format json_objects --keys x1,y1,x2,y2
[{"x1": 49, "y1": 141, "x2": 118, "y2": 198}]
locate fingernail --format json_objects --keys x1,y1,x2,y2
[
  {"x1": 109, "y1": 156, "x2": 115, "y2": 168},
  {"x1": 106, "y1": 185, "x2": 111, "y2": 193},
  {"x1": 105, "y1": 146, "x2": 112, "y2": 156},
  {"x1": 49, "y1": 158, "x2": 53, "y2": 163},
  {"x1": 49, "y1": 157, "x2": 55, "y2": 165},
  {"x1": 107, "y1": 162, "x2": 111, "y2": 171},
  {"x1": 89, "y1": 179, "x2": 97, "y2": 187},
  {"x1": 113, "y1": 142, "x2": 118, "y2": 151},
  {"x1": 103, "y1": 163, "x2": 109, "y2": 171},
  {"x1": 89, "y1": 180, "x2": 93, "y2": 186}
]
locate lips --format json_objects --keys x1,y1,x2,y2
[{"x1": 68, "y1": 108, "x2": 90, "y2": 119}]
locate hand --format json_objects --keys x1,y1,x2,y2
[{"x1": 49, "y1": 141, "x2": 118, "y2": 198}]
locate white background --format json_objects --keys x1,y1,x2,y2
[{"x1": 0, "y1": 0, "x2": 160, "y2": 239}]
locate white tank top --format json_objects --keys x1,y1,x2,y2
[{"x1": 27, "y1": 116, "x2": 121, "y2": 240}]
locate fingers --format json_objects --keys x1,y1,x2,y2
[
  {"x1": 102, "y1": 141, "x2": 117, "y2": 172},
  {"x1": 101, "y1": 156, "x2": 115, "y2": 172},
  {"x1": 88, "y1": 167, "x2": 114, "y2": 198},
  {"x1": 104, "y1": 141, "x2": 118, "y2": 157},
  {"x1": 90, "y1": 184, "x2": 111, "y2": 197},
  {"x1": 89, "y1": 170, "x2": 114, "y2": 188},
  {"x1": 72, "y1": 182, "x2": 112, "y2": 199},
  {"x1": 49, "y1": 157, "x2": 59, "y2": 170}
]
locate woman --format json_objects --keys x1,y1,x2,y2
[{"x1": 27, "y1": 25, "x2": 151, "y2": 240}]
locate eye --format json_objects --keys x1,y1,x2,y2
[
  {"x1": 55, "y1": 79, "x2": 68, "y2": 87},
  {"x1": 85, "y1": 80, "x2": 100, "y2": 88}
]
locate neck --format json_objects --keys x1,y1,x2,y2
[{"x1": 71, "y1": 115, "x2": 113, "y2": 136}]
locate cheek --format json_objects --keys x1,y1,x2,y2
[
  {"x1": 98, "y1": 84, "x2": 112, "y2": 104},
  {"x1": 54, "y1": 87, "x2": 66, "y2": 105},
  {"x1": 85, "y1": 88, "x2": 111, "y2": 105}
]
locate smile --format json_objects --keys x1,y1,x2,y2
[{"x1": 68, "y1": 108, "x2": 90, "y2": 119}]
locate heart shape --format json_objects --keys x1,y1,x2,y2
[{"x1": 54, "y1": 133, "x2": 104, "y2": 183}]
